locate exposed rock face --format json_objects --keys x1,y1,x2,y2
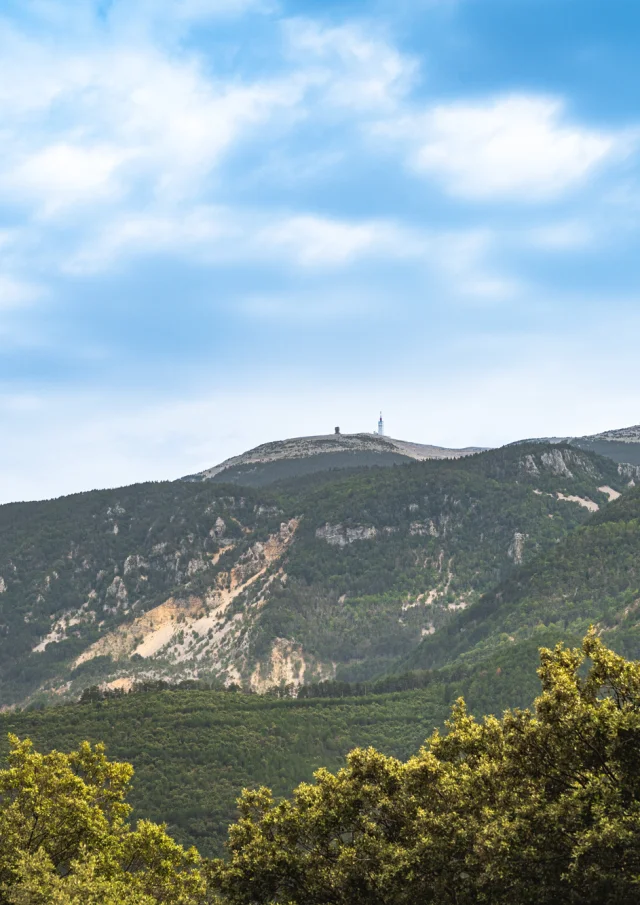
[
  {"x1": 618, "y1": 463, "x2": 640, "y2": 484},
  {"x1": 105, "y1": 576, "x2": 128, "y2": 611},
  {"x1": 315, "y1": 524, "x2": 377, "y2": 546},
  {"x1": 124, "y1": 555, "x2": 148, "y2": 575},
  {"x1": 73, "y1": 520, "x2": 301, "y2": 690},
  {"x1": 409, "y1": 521, "x2": 439, "y2": 537},
  {"x1": 556, "y1": 493, "x2": 598, "y2": 512},
  {"x1": 0, "y1": 577, "x2": 5, "y2": 594},
  {"x1": 508, "y1": 532, "x2": 527, "y2": 565},
  {"x1": 541, "y1": 449, "x2": 574, "y2": 478},
  {"x1": 521, "y1": 454, "x2": 540, "y2": 476},
  {"x1": 250, "y1": 639, "x2": 312, "y2": 692},
  {"x1": 211, "y1": 517, "x2": 226, "y2": 539}
]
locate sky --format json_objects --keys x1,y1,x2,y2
[{"x1": 1, "y1": 0, "x2": 640, "y2": 502}]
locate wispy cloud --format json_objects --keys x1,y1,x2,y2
[
  {"x1": 0, "y1": 37, "x2": 302, "y2": 218},
  {"x1": 284, "y1": 18, "x2": 416, "y2": 112},
  {"x1": 377, "y1": 94, "x2": 630, "y2": 200},
  {"x1": 1, "y1": 1, "x2": 640, "y2": 499}
]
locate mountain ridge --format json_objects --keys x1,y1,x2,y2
[
  {"x1": 184, "y1": 432, "x2": 487, "y2": 487},
  {"x1": 0, "y1": 440, "x2": 630, "y2": 707}
]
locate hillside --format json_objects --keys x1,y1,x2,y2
[
  {"x1": 0, "y1": 442, "x2": 631, "y2": 706},
  {"x1": 525, "y1": 422, "x2": 640, "y2": 466},
  {"x1": 570, "y1": 423, "x2": 640, "y2": 466},
  {"x1": 184, "y1": 432, "x2": 485, "y2": 486},
  {"x1": 403, "y1": 475, "x2": 640, "y2": 678},
  {"x1": 0, "y1": 638, "x2": 557, "y2": 857}
]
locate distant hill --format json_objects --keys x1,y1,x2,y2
[
  {"x1": 402, "y1": 469, "x2": 640, "y2": 677},
  {"x1": 522, "y1": 423, "x2": 640, "y2": 467},
  {"x1": 0, "y1": 442, "x2": 630, "y2": 707},
  {"x1": 183, "y1": 432, "x2": 486, "y2": 487},
  {"x1": 570, "y1": 424, "x2": 640, "y2": 466}
]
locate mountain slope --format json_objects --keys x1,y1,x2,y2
[
  {"x1": 570, "y1": 424, "x2": 640, "y2": 466},
  {"x1": 526, "y1": 423, "x2": 640, "y2": 467},
  {"x1": 184, "y1": 432, "x2": 485, "y2": 487},
  {"x1": 0, "y1": 442, "x2": 629, "y2": 706},
  {"x1": 403, "y1": 477, "x2": 640, "y2": 675}
]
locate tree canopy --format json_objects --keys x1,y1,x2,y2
[
  {"x1": 212, "y1": 632, "x2": 640, "y2": 904},
  {"x1": 0, "y1": 736, "x2": 207, "y2": 904},
  {"x1": 4, "y1": 633, "x2": 640, "y2": 903}
]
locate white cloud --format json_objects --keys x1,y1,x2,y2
[
  {"x1": 285, "y1": 18, "x2": 416, "y2": 112},
  {"x1": 66, "y1": 208, "x2": 422, "y2": 271},
  {"x1": 65, "y1": 206, "x2": 232, "y2": 272},
  {"x1": 66, "y1": 206, "x2": 519, "y2": 308},
  {"x1": 0, "y1": 32, "x2": 303, "y2": 216},
  {"x1": 256, "y1": 214, "x2": 419, "y2": 266},
  {"x1": 6, "y1": 143, "x2": 131, "y2": 214},
  {"x1": 386, "y1": 94, "x2": 625, "y2": 200}
]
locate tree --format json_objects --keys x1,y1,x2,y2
[
  {"x1": 211, "y1": 631, "x2": 640, "y2": 904},
  {"x1": 0, "y1": 736, "x2": 207, "y2": 904}
]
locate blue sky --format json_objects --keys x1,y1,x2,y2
[{"x1": 1, "y1": 0, "x2": 640, "y2": 501}]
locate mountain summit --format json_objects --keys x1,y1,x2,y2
[{"x1": 184, "y1": 432, "x2": 486, "y2": 487}]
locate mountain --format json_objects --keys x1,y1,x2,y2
[
  {"x1": 0, "y1": 441, "x2": 631, "y2": 707},
  {"x1": 524, "y1": 423, "x2": 640, "y2": 467},
  {"x1": 402, "y1": 466, "x2": 640, "y2": 677},
  {"x1": 184, "y1": 432, "x2": 486, "y2": 486},
  {"x1": 569, "y1": 423, "x2": 640, "y2": 466}
]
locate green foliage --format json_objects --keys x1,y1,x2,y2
[
  {"x1": 0, "y1": 633, "x2": 589, "y2": 858},
  {"x1": 211, "y1": 634, "x2": 640, "y2": 905},
  {"x1": 251, "y1": 443, "x2": 620, "y2": 676},
  {"x1": 0, "y1": 735, "x2": 206, "y2": 904},
  {"x1": 0, "y1": 685, "x2": 455, "y2": 857},
  {"x1": 405, "y1": 484, "x2": 640, "y2": 675}
]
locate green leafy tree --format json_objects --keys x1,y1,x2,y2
[
  {"x1": 211, "y1": 632, "x2": 640, "y2": 904},
  {"x1": 0, "y1": 736, "x2": 207, "y2": 904}
]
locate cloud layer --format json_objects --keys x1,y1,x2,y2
[{"x1": 1, "y1": 0, "x2": 639, "y2": 500}]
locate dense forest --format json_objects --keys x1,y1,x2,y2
[
  {"x1": 2, "y1": 634, "x2": 640, "y2": 903},
  {"x1": 0, "y1": 627, "x2": 591, "y2": 856},
  {"x1": 404, "y1": 482, "x2": 640, "y2": 675}
]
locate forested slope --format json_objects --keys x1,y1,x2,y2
[
  {"x1": 403, "y1": 483, "x2": 640, "y2": 676},
  {"x1": 0, "y1": 443, "x2": 631, "y2": 705},
  {"x1": 0, "y1": 641, "x2": 555, "y2": 857}
]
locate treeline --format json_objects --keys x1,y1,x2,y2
[
  {"x1": 297, "y1": 669, "x2": 437, "y2": 698},
  {"x1": 4, "y1": 634, "x2": 640, "y2": 904},
  {"x1": 78, "y1": 677, "x2": 244, "y2": 703}
]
